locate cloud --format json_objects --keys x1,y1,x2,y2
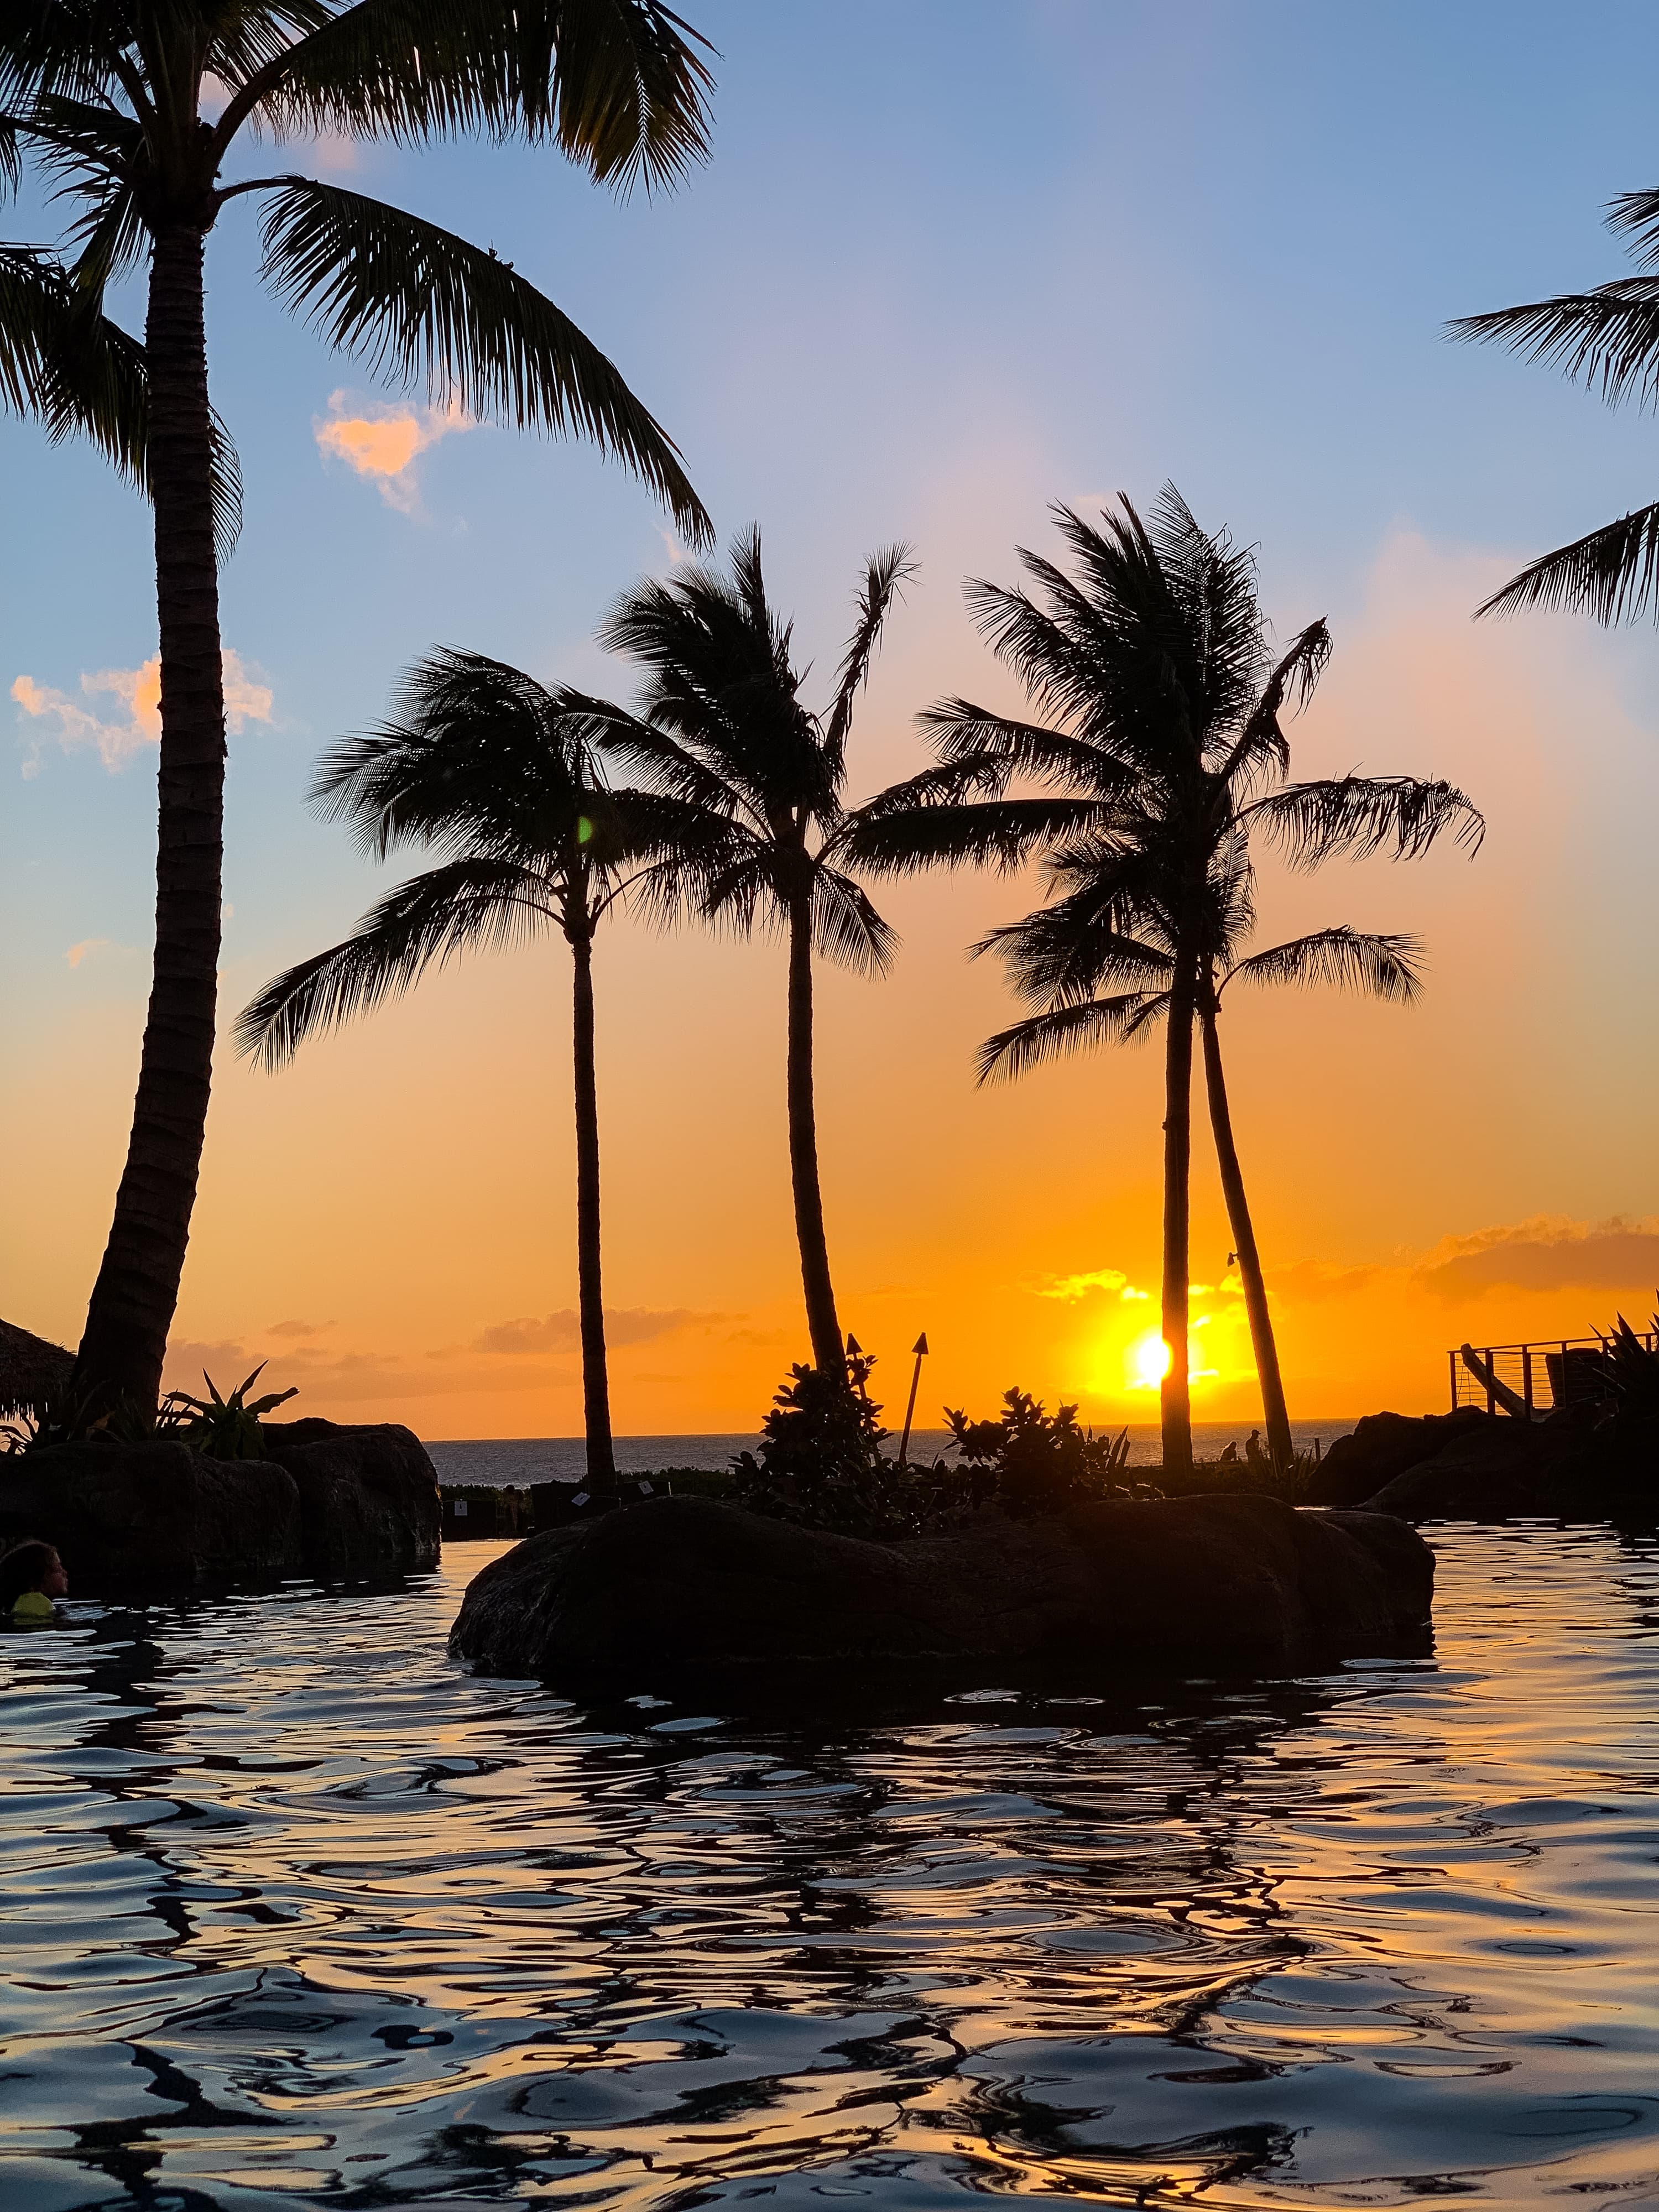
[
  {"x1": 1031, "y1": 1266, "x2": 1150, "y2": 1303},
  {"x1": 266, "y1": 1318, "x2": 335, "y2": 1339},
  {"x1": 1413, "y1": 1216, "x2": 1659, "y2": 1302},
  {"x1": 472, "y1": 1307, "x2": 705, "y2": 1354},
  {"x1": 66, "y1": 937, "x2": 112, "y2": 968},
  {"x1": 13, "y1": 650, "x2": 272, "y2": 772},
  {"x1": 314, "y1": 390, "x2": 474, "y2": 511}
]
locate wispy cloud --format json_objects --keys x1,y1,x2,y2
[
  {"x1": 472, "y1": 1308, "x2": 707, "y2": 1354},
  {"x1": 1413, "y1": 1215, "x2": 1659, "y2": 1302},
  {"x1": 1031, "y1": 1266, "x2": 1150, "y2": 1303},
  {"x1": 13, "y1": 650, "x2": 273, "y2": 774},
  {"x1": 314, "y1": 390, "x2": 474, "y2": 511}
]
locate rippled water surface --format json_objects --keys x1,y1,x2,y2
[{"x1": 3, "y1": 1524, "x2": 1657, "y2": 2211}]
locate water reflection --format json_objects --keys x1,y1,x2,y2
[{"x1": 1, "y1": 1524, "x2": 1656, "y2": 2209}]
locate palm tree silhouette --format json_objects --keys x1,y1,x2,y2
[
  {"x1": 1452, "y1": 189, "x2": 1659, "y2": 622},
  {"x1": 1, "y1": 3, "x2": 713, "y2": 1416},
  {"x1": 850, "y1": 492, "x2": 1480, "y2": 1474},
  {"x1": 236, "y1": 649, "x2": 717, "y2": 1483},
  {"x1": 560, "y1": 529, "x2": 916, "y2": 1375}
]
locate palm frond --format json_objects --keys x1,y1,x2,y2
[
  {"x1": 1607, "y1": 186, "x2": 1659, "y2": 270},
  {"x1": 1215, "y1": 616, "x2": 1331, "y2": 790},
  {"x1": 916, "y1": 696, "x2": 1135, "y2": 793},
  {"x1": 811, "y1": 866, "x2": 897, "y2": 976},
  {"x1": 220, "y1": 0, "x2": 713, "y2": 191},
  {"x1": 843, "y1": 795, "x2": 1109, "y2": 878},
  {"x1": 1475, "y1": 500, "x2": 1659, "y2": 624},
  {"x1": 0, "y1": 241, "x2": 144, "y2": 477},
  {"x1": 236, "y1": 855, "x2": 555, "y2": 1070},
  {"x1": 974, "y1": 993, "x2": 1167, "y2": 1086},
  {"x1": 822, "y1": 541, "x2": 917, "y2": 770},
  {"x1": 1224, "y1": 926, "x2": 1425, "y2": 1003},
  {"x1": 257, "y1": 178, "x2": 711, "y2": 541},
  {"x1": 1242, "y1": 773, "x2": 1484, "y2": 868},
  {"x1": 1448, "y1": 280, "x2": 1659, "y2": 409}
]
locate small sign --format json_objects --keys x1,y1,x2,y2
[
  {"x1": 638, "y1": 1480, "x2": 654, "y2": 1496},
  {"x1": 572, "y1": 1491, "x2": 590, "y2": 1508},
  {"x1": 453, "y1": 1499, "x2": 468, "y2": 1519}
]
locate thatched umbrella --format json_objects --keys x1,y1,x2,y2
[{"x1": 0, "y1": 1319, "x2": 75, "y2": 1420}]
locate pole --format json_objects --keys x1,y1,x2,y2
[{"x1": 897, "y1": 1333, "x2": 928, "y2": 1469}]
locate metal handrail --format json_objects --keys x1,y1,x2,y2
[{"x1": 1449, "y1": 1331, "x2": 1659, "y2": 1417}]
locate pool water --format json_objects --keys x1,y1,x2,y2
[{"x1": 2, "y1": 1522, "x2": 1656, "y2": 2210}]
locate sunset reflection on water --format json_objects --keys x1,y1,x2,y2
[{"x1": 1, "y1": 1521, "x2": 1657, "y2": 2209}]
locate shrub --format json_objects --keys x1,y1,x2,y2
[
  {"x1": 731, "y1": 1351, "x2": 921, "y2": 1539},
  {"x1": 943, "y1": 1388, "x2": 1142, "y2": 1516}
]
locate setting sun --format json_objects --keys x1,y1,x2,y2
[{"x1": 1129, "y1": 1331, "x2": 1173, "y2": 1390}]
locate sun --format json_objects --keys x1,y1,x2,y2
[{"x1": 1128, "y1": 1331, "x2": 1173, "y2": 1390}]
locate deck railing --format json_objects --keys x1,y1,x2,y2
[{"x1": 1449, "y1": 1331, "x2": 1659, "y2": 1417}]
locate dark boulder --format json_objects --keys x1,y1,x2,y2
[
  {"x1": 449, "y1": 1491, "x2": 1434, "y2": 1679},
  {"x1": 0, "y1": 1441, "x2": 301, "y2": 1591},
  {"x1": 0, "y1": 1418, "x2": 440, "y2": 1594},
  {"x1": 1304, "y1": 1407, "x2": 1488, "y2": 1507},
  {"x1": 1364, "y1": 1406, "x2": 1654, "y2": 1520},
  {"x1": 262, "y1": 1420, "x2": 440, "y2": 1575}
]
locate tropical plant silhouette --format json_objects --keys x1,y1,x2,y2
[
  {"x1": 1452, "y1": 188, "x2": 1659, "y2": 622},
  {"x1": 557, "y1": 529, "x2": 919, "y2": 1376},
  {"x1": 236, "y1": 648, "x2": 721, "y2": 1483},
  {"x1": 849, "y1": 492, "x2": 1481, "y2": 1473},
  {"x1": 1, "y1": 2, "x2": 714, "y2": 1416}
]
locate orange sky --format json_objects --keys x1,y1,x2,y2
[{"x1": 11, "y1": 526, "x2": 1659, "y2": 1439}]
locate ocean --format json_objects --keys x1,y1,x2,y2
[{"x1": 426, "y1": 1417, "x2": 1357, "y2": 1486}]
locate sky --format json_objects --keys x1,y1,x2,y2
[{"x1": 5, "y1": 0, "x2": 1659, "y2": 1440}]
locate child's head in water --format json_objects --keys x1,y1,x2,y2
[{"x1": 0, "y1": 1540, "x2": 68, "y2": 1619}]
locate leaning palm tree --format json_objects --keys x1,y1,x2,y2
[
  {"x1": 1451, "y1": 187, "x2": 1659, "y2": 622},
  {"x1": 235, "y1": 649, "x2": 714, "y2": 1482},
  {"x1": 2, "y1": 2, "x2": 713, "y2": 1417},
  {"x1": 849, "y1": 492, "x2": 1481, "y2": 1474},
  {"x1": 562, "y1": 529, "x2": 917, "y2": 1375}
]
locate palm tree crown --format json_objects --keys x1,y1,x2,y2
[{"x1": 1452, "y1": 186, "x2": 1659, "y2": 623}]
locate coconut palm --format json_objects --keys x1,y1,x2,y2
[
  {"x1": 1451, "y1": 188, "x2": 1659, "y2": 622},
  {"x1": 559, "y1": 529, "x2": 919, "y2": 1375},
  {"x1": 235, "y1": 648, "x2": 716, "y2": 1481},
  {"x1": 848, "y1": 492, "x2": 1481, "y2": 1474},
  {"x1": 2, "y1": 2, "x2": 714, "y2": 1417}
]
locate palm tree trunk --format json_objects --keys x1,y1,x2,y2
[
  {"x1": 73, "y1": 224, "x2": 226, "y2": 1417},
  {"x1": 1201, "y1": 1002, "x2": 1293, "y2": 1469},
  {"x1": 1160, "y1": 964, "x2": 1196, "y2": 1477},
  {"x1": 786, "y1": 890, "x2": 845, "y2": 1375},
  {"x1": 571, "y1": 926, "x2": 616, "y2": 1483}
]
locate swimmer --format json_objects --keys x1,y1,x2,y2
[{"x1": 0, "y1": 1540, "x2": 67, "y2": 1625}]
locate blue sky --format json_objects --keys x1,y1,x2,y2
[{"x1": 7, "y1": 2, "x2": 1659, "y2": 1429}]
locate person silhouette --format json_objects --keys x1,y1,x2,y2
[{"x1": 1244, "y1": 1430, "x2": 1265, "y2": 1468}]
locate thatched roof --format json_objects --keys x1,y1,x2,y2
[{"x1": 0, "y1": 1319, "x2": 75, "y2": 1418}]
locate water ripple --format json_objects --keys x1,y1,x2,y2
[{"x1": 1, "y1": 1523, "x2": 1656, "y2": 2209}]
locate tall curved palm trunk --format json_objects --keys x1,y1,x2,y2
[
  {"x1": 1160, "y1": 964, "x2": 1196, "y2": 1478},
  {"x1": 75, "y1": 228, "x2": 227, "y2": 1412},
  {"x1": 1199, "y1": 1000, "x2": 1292, "y2": 1469},
  {"x1": 570, "y1": 924, "x2": 616, "y2": 1483},
  {"x1": 786, "y1": 890, "x2": 844, "y2": 1373}
]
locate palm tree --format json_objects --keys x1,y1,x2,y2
[
  {"x1": 561, "y1": 528, "x2": 917, "y2": 1375},
  {"x1": 2, "y1": 2, "x2": 714, "y2": 1417},
  {"x1": 235, "y1": 649, "x2": 712, "y2": 1482},
  {"x1": 1451, "y1": 188, "x2": 1659, "y2": 622},
  {"x1": 849, "y1": 492, "x2": 1481, "y2": 1475}
]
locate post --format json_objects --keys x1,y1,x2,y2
[
  {"x1": 1484, "y1": 1351, "x2": 1495, "y2": 1417},
  {"x1": 1522, "y1": 1345, "x2": 1533, "y2": 1417},
  {"x1": 898, "y1": 1333, "x2": 928, "y2": 1469},
  {"x1": 1449, "y1": 1349, "x2": 1458, "y2": 1412}
]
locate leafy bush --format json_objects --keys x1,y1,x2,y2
[
  {"x1": 2, "y1": 1365, "x2": 296, "y2": 1459},
  {"x1": 1599, "y1": 1312, "x2": 1659, "y2": 1423},
  {"x1": 943, "y1": 1388, "x2": 1141, "y2": 1516},
  {"x1": 731, "y1": 1350, "x2": 921, "y2": 1538}
]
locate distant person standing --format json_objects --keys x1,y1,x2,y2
[
  {"x1": 1, "y1": 1541, "x2": 67, "y2": 1625},
  {"x1": 1245, "y1": 1431, "x2": 1265, "y2": 1469}
]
